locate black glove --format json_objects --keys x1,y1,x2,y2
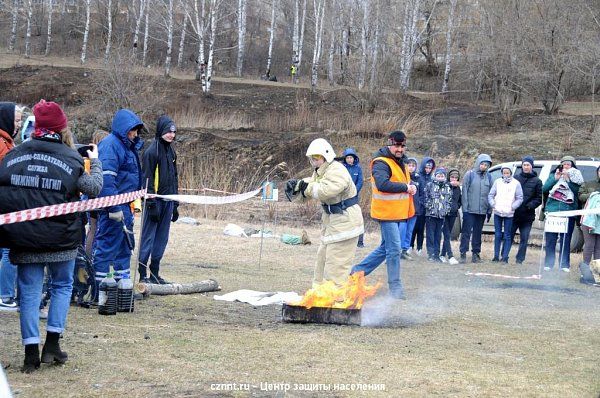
[
  {"x1": 147, "y1": 201, "x2": 160, "y2": 223},
  {"x1": 297, "y1": 180, "x2": 309, "y2": 196},
  {"x1": 285, "y1": 179, "x2": 298, "y2": 201},
  {"x1": 486, "y1": 213, "x2": 491, "y2": 223},
  {"x1": 171, "y1": 206, "x2": 179, "y2": 222}
]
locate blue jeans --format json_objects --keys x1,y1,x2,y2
[
  {"x1": 544, "y1": 216, "x2": 576, "y2": 269},
  {"x1": 0, "y1": 248, "x2": 17, "y2": 299},
  {"x1": 411, "y1": 215, "x2": 426, "y2": 251},
  {"x1": 459, "y1": 212, "x2": 486, "y2": 255},
  {"x1": 351, "y1": 220, "x2": 406, "y2": 293},
  {"x1": 425, "y1": 217, "x2": 444, "y2": 258},
  {"x1": 17, "y1": 260, "x2": 74, "y2": 345},
  {"x1": 402, "y1": 216, "x2": 417, "y2": 251},
  {"x1": 138, "y1": 200, "x2": 174, "y2": 279},
  {"x1": 441, "y1": 215, "x2": 457, "y2": 258},
  {"x1": 494, "y1": 215, "x2": 513, "y2": 261},
  {"x1": 510, "y1": 219, "x2": 533, "y2": 263}
]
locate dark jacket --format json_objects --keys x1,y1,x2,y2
[
  {"x1": 425, "y1": 180, "x2": 452, "y2": 219},
  {"x1": 408, "y1": 157, "x2": 421, "y2": 216},
  {"x1": 98, "y1": 109, "x2": 144, "y2": 213},
  {"x1": 371, "y1": 147, "x2": 409, "y2": 194},
  {"x1": 143, "y1": 115, "x2": 178, "y2": 197},
  {"x1": 514, "y1": 170, "x2": 543, "y2": 223},
  {"x1": 417, "y1": 156, "x2": 435, "y2": 215},
  {"x1": 341, "y1": 147, "x2": 363, "y2": 195},
  {"x1": 0, "y1": 137, "x2": 85, "y2": 252},
  {"x1": 448, "y1": 168, "x2": 462, "y2": 216}
]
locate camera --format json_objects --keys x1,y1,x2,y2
[{"x1": 76, "y1": 145, "x2": 93, "y2": 158}]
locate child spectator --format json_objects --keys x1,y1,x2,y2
[
  {"x1": 488, "y1": 166, "x2": 523, "y2": 263},
  {"x1": 401, "y1": 157, "x2": 419, "y2": 260},
  {"x1": 425, "y1": 167, "x2": 452, "y2": 262},
  {"x1": 440, "y1": 169, "x2": 461, "y2": 264},
  {"x1": 341, "y1": 148, "x2": 364, "y2": 247},
  {"x1": 412, "y1": 157, "x2": 436, "y2": 255}
]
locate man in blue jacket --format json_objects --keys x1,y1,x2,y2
[
  {"x1": 341, "y1": 148, "x2": 364, "y2": 247},
  {"x1": 138, "y1": 115, "x2": 179, "y2": 284},
  {"x1": 93, "y1": 109, "x2": 144, "y2": 292}
]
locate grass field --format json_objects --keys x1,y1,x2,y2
[{"x1": 1, "y1": 219, "x2": 599, "y2": 398}]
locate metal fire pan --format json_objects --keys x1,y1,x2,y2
[{"x1": 282, "y1": 303, "x2": 361, "y2": 326}]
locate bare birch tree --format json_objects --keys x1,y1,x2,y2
[
  {"x1": 327, "y1": 0, "x2": 337, "y2": 85},
  {"x1": 369, "y1": 0, "x2": 380, "y2": 91},
  {"x1": 236, "y1": 0, "x2": 248, "y2": 76},
  {"x1": 297, "y1": 0, "x2": 307, "y2": 70},
  {"x1": 441, "y1": 0, "x2": 458, "y2": 93},
  {"x1": 133, "y1": 0, "x2": 147, "y2": 54},
  {"x1": 9, "y1": 0, "x2": 18, "y2": 52},
  {"x1": 266, "y1": 0, "x2": 277, "y2": 77},
  {"x1": 143, "y1": 0, "x2": 150, "y2": 65},
  {"x1": 105, "y1": 0, "x2": 114, "y2": 62},
  {"x1": 358, "y1": 0, "x2": 369, "y2": 90},
  {"x1": 24, "y1": 0, "x2": 33, "y2": 58},
  {"x1": 178, "y1": 1, "x2": 190, "y2": 68},
  {"x1": 292, "y1": 0, "x2": 308, "y2": 74},
  {"x1": 310, "y1": 0, "x2": 326, "y2": 91},
  {"x1": 81, "y1": 0, "x2": 92, "y2": 64},
  {"x1": 191, "y1": 0, "x2": 207, "y2": 80},
  {"x1": 205, "y1": 0, "x2": 219, "y2": 93},
  {"x1": 45, "y1": 0, "x2": 54, "y2": 56},
  {"x1": 165, "y1": 0, "x2": 175, "y2": 76}
]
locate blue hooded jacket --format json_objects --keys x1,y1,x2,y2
[
  {"x1": 417, "y1": 156, "x2": 436, "y2": 215},
  {"x1": 98, "y1": 109, "x2": 144, "y2": 212},
  {"x1": 341, "y1": 148, "x2": 363, "y2": 195}
]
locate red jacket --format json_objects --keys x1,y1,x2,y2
[{"x1": 0, "y1": 129, "x2": 14, "y2": 162}]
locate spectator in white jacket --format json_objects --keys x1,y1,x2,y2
[{"x1": 488, "y1": 167, "x2": 523, "y2": 263}]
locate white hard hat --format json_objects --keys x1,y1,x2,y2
[{"x1": 306, "y1": 138, "x2": 336, "y2": 163}]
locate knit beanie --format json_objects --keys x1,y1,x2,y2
[
  {"x1": 560, "y1": 155, "x2": 576, "y2": 168},
  {"x1": 522, "y1": 155, "x2": 534, "y2": 167},
  {"x1": 33, "y1": 100, "x2": 67, "y2": 133},
  {"x1": 387, "y1": 130, "x2": 406, "y2": 145},
  {"x1": 434, "y1": 167, "x2": 447, "y2": 178}
]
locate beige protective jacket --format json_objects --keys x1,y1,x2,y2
[{"x1": 298, "y1": 161, "x2": 364, "y2": 244}]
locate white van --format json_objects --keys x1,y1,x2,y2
[{"x1": 452, "y1": 158, "x2": 600, "y2": 252}]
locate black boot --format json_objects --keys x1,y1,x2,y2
[
  {"x1": 21, "y1": 344, "x2": 40, "y2": 373},
  {"x1": 41, "y1": 332, "x2": 68, "y2": 364}
]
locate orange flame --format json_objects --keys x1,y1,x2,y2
[{"x1": 292, "y1": 272, "x2": 381, "y2": 309}]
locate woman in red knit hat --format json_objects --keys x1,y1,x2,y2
[{"x1": 0, "y1": 99, "x2": 103, "y2": 373}]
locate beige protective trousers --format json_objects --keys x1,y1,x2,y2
[{"x1": 313, "y1": 236, "x2": 359, "y2": 286}]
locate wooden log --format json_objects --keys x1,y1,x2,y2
[
  {"x1": 281, "y1": 304, "x2": 361, "y2": 326},
  {"x1": 137, "y1": 279, "x2": 221, "y2": 297}
]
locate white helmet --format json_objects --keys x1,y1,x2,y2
[{"x1": 306, "y1": 138, "x2": 336, "y2": 163}]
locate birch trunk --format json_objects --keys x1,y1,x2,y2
[
  {"x1": 165, "y1": 0, "x2": 175, "y2": 76},
  {"x1": 81, "y1": 0, "x2": 91, "y2": 64},
  {"x1": 297, "y1": 0, "x2": 307, "y2": 71},
  {"x1": 45, "y1": 0, "x2": 54, "y2": 56},
  {"x1": 133, "y1": 0, "x2": 146, "y2": 53},
  {"x1": 399, "y1": 1, "x2": 411, "y2": 90},
  {"x1": 193, "y1": 0, "x2": 206, "y2": 80},
  {"x1": 441, "y1": 0, "x2": 458, "y2": 93},
  {"x1": 236, "y1": 0, "x2": 247, "y2": 77},
  {"x1": 205, "y1": 0, "x2": 218, "y2": 93},
  {"x1": 358, "y1": 0, "x2": 369, "y2": 90},
  {"x1": 400, "y1": 0, "x2": 421, "y2": 91},
  {"x1": 266, "y1": 0, "x2": 277, "y2": 76},
  {"x1": 143, "y1": 0, "x2": 150, "y2": 65},
  {"x1": 292, "y1": 0, "x2": 299, "y2": 63},
  {"x1": 369, "y1": 0, "x2": 380, "y2": 91},
  {"x1": 24, "y1": 0, "x2": 33, "y2": 58},
  {"x1": 105, "y1": 0, "x2": 113, "y2": 62},
  {"x1": 9, "y1": 0, "x2": 18, "y2": 52},
  {"x1": 178, "y1": 6, "x2": 189, "y2": 68},
  {"x1": 327, "y1": 3, "x2": 336, "y2": 86},
  {"x1": 310, "y1": 0, "x2": 325, "y2": 91}
]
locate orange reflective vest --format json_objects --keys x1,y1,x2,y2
[{"x1": 370, "y1": 156, "x2": 415, "y2": 220}]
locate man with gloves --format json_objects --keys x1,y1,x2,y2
[
  {"x1": 138, "y1": 115, "x2": 179, "y2": 284},
  {"x1": 286, "y1": 138, "x2": 364, "y2": 286},
  {"x1": 93, "y1": 109, "x2": 144, "y2": 293}
]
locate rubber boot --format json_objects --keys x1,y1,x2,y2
[
  {"x1": 41, "y1": 332, "x2": 68, "y2": 364},
  {"x1": 579, "y1": 262, "x2": 595, "y2": 284},
  {"x1": 21, "y1": 344, "x2": 40, "y2": 373}
]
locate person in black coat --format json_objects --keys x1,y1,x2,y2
[
  {"x1": 510, "y1": 156, "x2": 543, "y2": 264},
  {"x1": 138, "y1": 115, "x2": 179, "y2": 284}
]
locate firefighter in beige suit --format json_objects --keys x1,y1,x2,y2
[{"x1": 286, "y1": 138, "x2": 364, "y2": 286}]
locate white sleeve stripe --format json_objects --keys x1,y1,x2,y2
[{"x1": 103, "y1": 170, "x2": 118, "y2": 176}]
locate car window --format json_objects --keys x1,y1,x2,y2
[
  {"x1": 514, "y1": 166, "x2": 543, "y2": 177},
  {"x1": 580, "y1": 165, "x2": 599, "y2": 183},
  {"x1": 488, "y1": 166, "x2": 503, "y2": 183}
]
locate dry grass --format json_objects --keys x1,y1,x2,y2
[
  {"x1": 172, "y1": 108, "x2": 255, "y2": 131},
  {"x1": 1, "y1": 219, "x2": 599, "y2": 397}
]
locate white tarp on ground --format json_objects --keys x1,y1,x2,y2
[{"x1": 214, "y1": 290, "x2": 302, "y2": 306}]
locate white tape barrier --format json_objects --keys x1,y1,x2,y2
[
  {"x1": 548, "y1": 207, "x2": 600, "y2": 218},
  {"x1": 151, "y1": 188, "x2": 262, "y2": 205}
]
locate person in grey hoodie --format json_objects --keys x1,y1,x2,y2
[{"x1": 459, "y1": 154, "x2": 493, "y2": 263}]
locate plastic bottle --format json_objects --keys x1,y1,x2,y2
[
  {"x1": 117, "y1": 275, "x2": 134, "y2": 313},
  {"x1": 98, "y1": 273, "x2": 118, "y2": 315}
]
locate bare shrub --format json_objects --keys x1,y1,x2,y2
[{"x1": 172, "y1": 108, "x2": 255, "y2": 130}]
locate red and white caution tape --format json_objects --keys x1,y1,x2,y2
[
  {"x1": 0, "y1": 189, "x2": 146, "y2": 226},
  {"x1": 465, "y1": 271, "x2": 541, "y2": 280},
  {"x1": 151, "y1": 188, "x2": 262, "y2": 205}
]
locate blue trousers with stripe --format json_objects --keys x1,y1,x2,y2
[{"x1": 93, "y1": 204, "x2": 134, "y2": 283}]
